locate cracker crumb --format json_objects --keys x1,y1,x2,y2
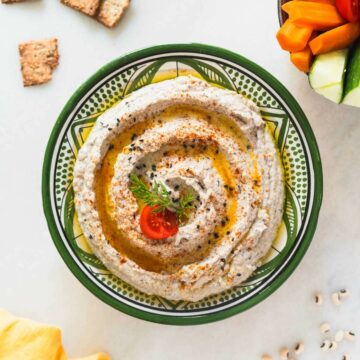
[
  {"x1": 18, "y1": 38, "x2": 59, "y2": 87},
  {"x1": 61, "y1": 0, "x2": 100, "y2": 16},
  {"x1": 97, "y1": 0, "x2": 130, "y2": 28}
]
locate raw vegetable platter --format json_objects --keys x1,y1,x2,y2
[{"x1": 277, "y1": 0, "x2": 360, "y2": 107}]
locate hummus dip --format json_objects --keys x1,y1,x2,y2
[{"x1": 73, "y1": 76, "x2": 284, "y2": 302}]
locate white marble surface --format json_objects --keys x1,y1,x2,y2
[{"x1": 0, "y1": 1, "x2": 359, "y2": 359}]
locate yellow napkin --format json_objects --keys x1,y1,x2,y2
[{"x1": 0, "y1": 309, "x2": 110, "y2": 360}]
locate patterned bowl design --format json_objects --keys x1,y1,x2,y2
[{"x1": 42, "y1": 44, "x2": 322, "y2": 325}]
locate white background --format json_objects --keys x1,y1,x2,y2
[{"x1": 0, "y1": 1, "x2": 359, "y2": 359}]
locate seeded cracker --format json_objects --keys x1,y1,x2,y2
[
  {"x1": 1, "y1": 0, "x2": 26, "y2": 3},
  {"x1": 97, "y1": 0, "x2": 130, "y2": 28},
  {"x1": 18, "y1": 38, "x2": 59, "y2": 87},
  {"x1": 61, "y1": 0, "x2": 100, "y2": 17}
]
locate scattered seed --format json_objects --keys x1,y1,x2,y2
[
  {"x1": 331, "y1": 292, "x2": 341, "y2": 305},
  {"x1": 320, "y1": 340, "x2": 331, "y2": 351},
  {"x1": 279, "y1": 346, "x2": 289, "y2": 360},
  {"x1": 339, "y1": 289, "x2": 350, "y2": 299},
  {"x1": 261, "y1": 355, "x2": 272, "y2": 360},
  {"x1": 335, "y1": 330, "x2": 345, "y2": 342},
  {"x1": 315, "y1": 293, "x2": 323, "y2": 305},
  {"x1": 320, "y1": 322, "x2": 331, "y2": 334},
  {"x1": 345, "y1": 331, "x2": 355, "y2": 341},
  {"x1": 329, "y1": 341, "x2": 337, "y2": 351},
  {"x1": 294, "y1": 342, "x2": 304, "y2": 355},
  {"x1": 342, "y1": 354, "x2": 350, "y2": 360}
]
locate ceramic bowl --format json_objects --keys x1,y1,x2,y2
[
  {"x1": 42, "y1": 43, "x2": 322, "y2": 325},
  {"x1": 278, "y1": 0, "x2": 289, "y2": 26}
]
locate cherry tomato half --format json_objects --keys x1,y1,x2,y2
[
  {"x1": 336, "y1": 0, "x2": 359, "y2": 23},
  {"x1": 140, "y1": 205, "x2": 179, "y2": 240}
]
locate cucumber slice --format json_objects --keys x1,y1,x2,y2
[
  {"x1": 309, "y1": 49, "x2": 349, "y2": 104},
  {"x1": 315, "y1": 83, "x2": 343, "y2": 102},
  {"x1": 343, "y1": 40, "x2": 360, "y2": 107}
]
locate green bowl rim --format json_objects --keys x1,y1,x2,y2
[{"x1": 42, "y1": 43, "x2": 323, "y2": 325}]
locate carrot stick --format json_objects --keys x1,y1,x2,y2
[
  {"x1": 282, "y1": 1, "x2": 346, "y2": 30},
  {"x1": 276, "y1": 20, "x2": 313, "y2": 51},
  {"x1": 309, "y1": 22, "x2": 360, "y2": 55},
  {"x1": 293, "y1": 0, "x2": 335, "y2": 4},
  {"x1": 282, "y1": 1, "x2": 295, "y2": 14},
  {"x1": 290, "y1": 46, "x2": 314, "y2": 72}
]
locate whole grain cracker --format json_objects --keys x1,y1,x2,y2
[
  {"x1": 1, "y1": 0, "x2": 26, "y2": 3},
  {"x1": 61, "y1": 0, "x2": 100, "y2": 17},
  {"x1": 18, "y1": 38, "x2": 59, "y2": 86},
  {"x1": 97, "y1": 0, "x2": 130, "y2": 28}
]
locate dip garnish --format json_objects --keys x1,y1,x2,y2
[
  {"x1": 129, "y1": 173, "x2": 194, "y2": 238},
  {"x1": 139, "y1": 205, "x2": 178, "y2": 240}
]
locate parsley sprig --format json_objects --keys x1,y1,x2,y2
[{"x1": 129, "y1": 173, "x2": 194, "y2": 221}]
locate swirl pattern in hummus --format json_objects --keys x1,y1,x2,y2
[{"x1": 73, "y1": 76, "x2": 284, "y2": 301}]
